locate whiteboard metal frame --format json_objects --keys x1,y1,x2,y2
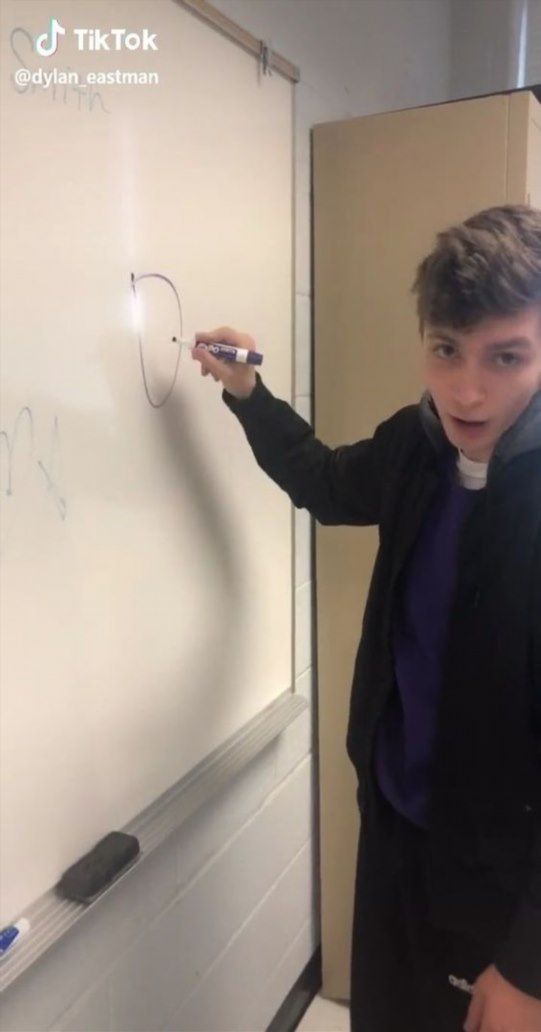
[{"x1": 176, "y1": 0, "x2": 300, "y2": 82}]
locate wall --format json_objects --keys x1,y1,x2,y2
[
  {"x1": 449, "y1": 0, "x2": 541, "y2": 100},
  {"x1": 0, "y1": 2, "x2": 452, "y2": 1028}
]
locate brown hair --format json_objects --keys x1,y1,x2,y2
[{"x1": 411, "y1": 204, "x2": 541, "y2": 337}]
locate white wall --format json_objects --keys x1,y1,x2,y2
[{"x1": 0, "y1": 2, "x2": 453, "y2": 1029}]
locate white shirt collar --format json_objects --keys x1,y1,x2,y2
[{"x1": 456, "y1": 448, "x2": 488, "y2": 489}]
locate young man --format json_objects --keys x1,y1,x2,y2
[{"x1": 193, "y1": 204, "x2": 541, "y2": 1032}]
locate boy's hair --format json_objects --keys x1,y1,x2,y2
[{"x1": 411, "y1": 204, "x2": 541, "y2": 336}]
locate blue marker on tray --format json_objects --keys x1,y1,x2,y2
[
  {"x1": 0, "y1": 918, "x2": 30, "y2": 957},
  {"x1": 172, "y1": 337, "x2": 263, "y2": 366}
]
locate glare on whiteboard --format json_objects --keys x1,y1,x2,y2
[{"x1": 131, "y1": 290, "x2": 144, "y2": 334}]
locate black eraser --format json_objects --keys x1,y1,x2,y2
[{"x1": 56, "y1": 832, "x2": 140, "y2": 904}]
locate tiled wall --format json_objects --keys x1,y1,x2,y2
[{"x1": 0, "y1": 2, "x2": 453, "y2": 1029}]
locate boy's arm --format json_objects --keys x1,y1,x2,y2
[
  {"x1": 493, "y1": 531, "x2": 541, "y2": 999},
  {"x1": 222, "y1": 372, "x2": 391, "y2": 527},
  {"x1": 493, "y1": 832, "x2": 541, "y2": 998}
]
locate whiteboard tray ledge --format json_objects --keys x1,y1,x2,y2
[{"x1": 0, "y1": 689, "x2": 307, "y2": 992}]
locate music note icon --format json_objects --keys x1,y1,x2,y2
[{"x1": 35, "y1": 17, "x2": 66, "y2": 57}]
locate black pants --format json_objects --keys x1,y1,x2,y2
[{"x1": 350, "y1": 780, "x2": 494, "y2": 1032}]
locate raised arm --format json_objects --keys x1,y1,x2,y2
[
  {"x1": 221, "y1": 372, "x2": 389, "y2": 526},
  {"x1": 192, "y1": 327, "x2": 393, "y2": 527}
]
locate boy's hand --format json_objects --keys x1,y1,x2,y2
[
  {"x1": 192, "y1": 326, "x2": 257, "y2": 400},
  {"x1": 463, "y1": 963, "x2": 541, "y2": 1031}
]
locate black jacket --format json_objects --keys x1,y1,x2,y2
[{"x1": 222, "y1": 373, "x2": 541, "y2": 998}]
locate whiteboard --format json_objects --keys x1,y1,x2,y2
[{"x1": 0, "y1": 0, "x2": 293, "y2": 923}]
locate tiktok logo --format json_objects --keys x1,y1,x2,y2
[{"x1": 35, "y1": 17, "x2": 65, "y2": 57}]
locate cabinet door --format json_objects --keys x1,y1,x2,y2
[
  {"x1": 508, "y1": 90, "x2": 540, "y2": 205},
  {"x1": 526, "y1": 93, "x2": 541, "y2": 206}
]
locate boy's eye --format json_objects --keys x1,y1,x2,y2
[
  {"x1": 495, "y1": 352, "x2": 521, "y2": 367},
  {"x1": 432, "y1": 344, "x2": 454, "y2": 358}
]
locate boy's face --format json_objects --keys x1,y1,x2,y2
[{"x1": 422, "y1": 305, "x2": 541, "y2": 462}]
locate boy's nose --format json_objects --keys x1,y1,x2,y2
[{"x1": 449, "y1": 374, "x2": 486, "y2": 408}]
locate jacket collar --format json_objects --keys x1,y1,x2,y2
[{"x1": 418, "y1": 388, "x2": 541, "y2": 481}]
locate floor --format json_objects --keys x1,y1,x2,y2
[{"x1": 295, "y1": 993, "x2": 350, "y2": 1031}]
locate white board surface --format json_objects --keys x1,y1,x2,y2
[{"x1": 0, "y1": 0, "x2": 293, "y2": 923}]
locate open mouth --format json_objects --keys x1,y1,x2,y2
[{"x1": 450, "y1": 416, "x2": 488, "y2": 432}]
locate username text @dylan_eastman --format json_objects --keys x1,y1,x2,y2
[{"x1": 13, "y1": 67, "x2": 159, "y2": 88}]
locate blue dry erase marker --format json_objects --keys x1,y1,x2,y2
[
  {"x1": 172, "y1": 337, "x2": 263, "y2": 366},
  {"x1": 0, "y1": 918, "x2": 30, "y2": 956}
]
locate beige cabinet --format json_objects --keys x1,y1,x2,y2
[{"x1": 312, "y1": 89, "x2": 540, "y2": 1001}]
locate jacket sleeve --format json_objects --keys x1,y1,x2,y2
[
  {"x1": 493, "y1": 832, "x2": 541, "y2": 998},
  {"x1": 221, "y1": 372, "x2": 391, "y2": 527},
  {"x1": 493, "y1": 528, "x2": 541, "y2": 999}
]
